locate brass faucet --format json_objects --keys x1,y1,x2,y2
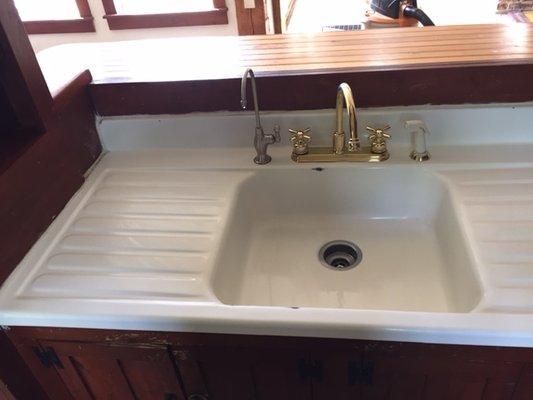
[
  {"x1": 333, "y1": 83, "x2": 359, "y2": 154},
  {"x1": 290, "y1": 83, "x2": 390, "y2": 163}
]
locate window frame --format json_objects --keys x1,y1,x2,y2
[
  {"x1": 21, "y1": 0, "x2": 95, "y2": 34},
  {"x1": 101, "y1": 0, "x2": 229, "y2": 30}
]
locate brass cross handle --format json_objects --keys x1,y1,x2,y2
[
  {"x1": 289, "y1": 128, "x2": 312, "y2": 155},
  {"x1": 366, "y1": 125, "x2": 391, "y2": 155}
]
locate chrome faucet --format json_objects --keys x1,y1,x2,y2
[
  {"x1": 241, "y1": 68, "x2": 280, "y2": 165},
  {"x1": 333, "y1": 83, "x2": 360, "y2": 154},
  {"x1": 289, "y1": 82, "x2": 391, "y2": 163}
]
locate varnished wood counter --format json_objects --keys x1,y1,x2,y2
[{"x1": 36, "y1": 24, "x2": 533, "y2": 114}]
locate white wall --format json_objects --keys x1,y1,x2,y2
[{"x1": 29, "y1": 0, "x2": 239, "y2": 52}]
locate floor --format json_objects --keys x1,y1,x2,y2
[{"x1": 286, "y1": 0, "x2": 525, "y2": 33}]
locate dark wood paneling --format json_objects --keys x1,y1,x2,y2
[
  {"x1": 7, "y1": 327, "x2": 533, "y2": 362},
  {"x1": 6, "y1": 327, "x2": 533, "y2": 400},
  {"x1": 177, "y1": 346, "x2": 311, "y2": 399},
  {"x1": 0, "y1": 83, "x2": 18, "y2": 135},
  {"x1": 1, "y1": 3, "x2": 93, "y2": 277},
  {"x1": 41, "y1": 341, "x2": 184, "y2": 400},
  {"x1": 514, "y1": 364, "x2": 533, "y2": 400},
  {"x1": 53, "y1": 69, "x2": 93, "y2": 111},
  {"x1": 0, "y1": 71, "x2": 102, "y2": 285},
  {"x1": 90, "y1": 63, "x2": 533, "y2": 116},
  {"x1": 0, "y1": 330, "x2": 48, "y2": 400},
  {"x1": 0, "y1": 0, "x2": 52, "y2": 132}
]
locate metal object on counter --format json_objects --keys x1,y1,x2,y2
[
  {"x1": 289, "y1": 128, "x2": 312, "y2": 158},
  {"x1": 405, "y1": 119, "x2": 430, "y2": 162},
  {"x1": 366, "y1": 125, "x2": 392, "y2": 155},
  {"x1": 241, "y1": 68, "x2": 280, "y2": 165},
  {"x1": 291, "y1": 83, "x2": 390, "y2": 163}
]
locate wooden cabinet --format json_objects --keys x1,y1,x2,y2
[
  {"x1": 4, "y1": 328, "x2": 533, "y2": 400},
  {"x1": 35, "y1": 341, "x2": 184, "y2": 400},
  {"x1": 175, "y1": 346, "x2": 310, "y2": 399},
  {"x1": 359, "y1": 343, "x2": 524, "y2": 400},
  {"x1": 313, "y1": 343, "x2": 530, "y2": 400}
]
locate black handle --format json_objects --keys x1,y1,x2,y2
[
  {"x1": 32, "y1": 346, "x2": 64, "y2": 369},
  {"x1": 298, "y1": 359, "x2": 323, "y2": 382},
  {"x1": 32, "y1": 346, "x2": 52, "y2": 368},
  {"x1": 361, "y1": 361, "x2": 374, "y2": 386},
  {"x1": 310, "y1": 360, "x2": 323, "y2": 383},
  {"x1": 45, "y1": 347, "x2": 64, "y2": 369},
  {"x1": 347, "y1": 360, "x2": 359, "y2": 386},
  {"x1": 403, "y1": 5, "x2": 435, "y2": 26},
  {"x1": 298, "y1": 358, "x2": 310, "y2": 380}
]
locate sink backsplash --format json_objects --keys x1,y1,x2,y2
[{"x1": 98, "y1": 103, "x2": 533, "y2": 151}]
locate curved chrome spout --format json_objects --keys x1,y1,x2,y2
[
  {"x1": 241, "y1": 68, "x2": 261, "y2": 129},
  {"x1": 334, "y1": 83, "x2": 359, "y2": 154}
]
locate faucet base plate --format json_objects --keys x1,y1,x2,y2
[
  {"x1": 254, "y1": 154, "x2": 272, "y2": 165},
  {"x1": 292, "y1": 147, "x2": 389, "y2": 163}
]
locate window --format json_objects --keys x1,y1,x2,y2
[
  {"x1": 102, "y1": 0, "x2": 229, "y2": 30},
  {"x1": 14, "y1": 0, "x2": 95, "y2": 34}
]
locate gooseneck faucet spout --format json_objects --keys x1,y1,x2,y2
[
  {"x1": 241, "y1": 68, "x2": 261, "y2": 129},
  {"x1": 241, "y1": 68, "x2": 280, "y2": 165},
  {"x1": 333, "y1": 83, "x2": 359, "y2": 154},
  {"x1": 289, "y1": 81, "x2": 391, "y2": 163}
]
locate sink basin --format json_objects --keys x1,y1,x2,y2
[{"x1": 213, "y1": 167, "x2": 481, "y2": 313}]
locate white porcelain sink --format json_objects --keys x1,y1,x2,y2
[{"x1": 213, "y1": 167, "x2": 481, "y2": 313}]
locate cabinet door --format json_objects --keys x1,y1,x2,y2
[
  {"x1": 174, "y1": 346, "x2": 312, "y2": 400},
  {"x1": 361, "y1": 345, "x2": 524, "y2": 400},
  {"x1": 311, "y1": 348, "x2": 364, "y2": 400},
  {"x1": 38, "y1": 341, "x2": 184, "y2": 400},
  {"x1": 514, "y1": 363, "x2": 533, "y2": 400},
  {"x1": 423, "y1": 359, "x2": 523, "y2": 400},
  {"x1": 360, "y1": 349, "x2": 436, "y2": 400}
]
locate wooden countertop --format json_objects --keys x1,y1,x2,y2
[
  {"x1": 38, "y1": 24, "x2": 533, "y2": 84},
  {"x1": 222, "y1": 23, "x2": 533, "y2": 75},
  {"x1": 36, "y1": 24, "x2": 533, "y2": 114}
]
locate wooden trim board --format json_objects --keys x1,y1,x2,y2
[{"x1": 90, "y1": 63, "x2": 533, "y2": 116}]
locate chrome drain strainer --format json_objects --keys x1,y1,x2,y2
[{"x1": 319, "y1": 240, "x2": 362, "y2": 271}]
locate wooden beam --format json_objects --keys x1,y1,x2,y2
[
  {"x1": 90, "y1": 63, "x2": 533, "y2": 116},
  {"x1": 0, "y1": 0, "x2": 52, "y2": 132},
  {"x1": 103, "y1": 10, "x2": 228, "y2": 30},
  {"x1": 271, "y1": 0, "x2": 282, "y2": 33},
  {"x1": 235, "y1": 0, "x2": 267, "y2": 35},
  {"x1": 285, "y1": 0, "x2": 297, "y2": 31},
  {"x1": 24, "y1": 18, "x2": 95, "y2": 34}
]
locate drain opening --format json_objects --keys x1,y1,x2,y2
[{"x1": 319, "y1": 240, "x2": 362, "y2": 271}]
